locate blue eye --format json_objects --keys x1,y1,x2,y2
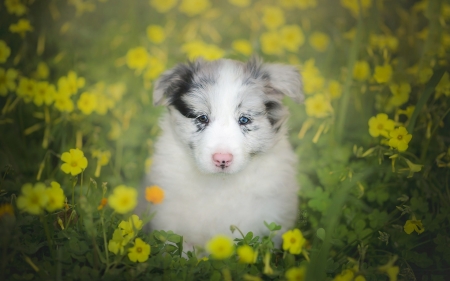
[
  {"x1": 239, "y1": 116, "x2": 250, "y2": 125},
  {"x1": 197, "y1": 115, "x2": 209, "y2": 124}
]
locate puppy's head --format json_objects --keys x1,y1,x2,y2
[{"x1": 153, "y1": 57, "x2": 303, "y2": 174}]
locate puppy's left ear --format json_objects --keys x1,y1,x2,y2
[{"x1": 262, "y1": 63, "x2": 304, "y2": 103}]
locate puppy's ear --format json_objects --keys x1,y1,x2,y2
[
  {"x1": 153, "y1": 59, "x2": 203, "y2": 106},
  {"x1": 246, "y1": 57, "x2": 304, "y2": 103}
]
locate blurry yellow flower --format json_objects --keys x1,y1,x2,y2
[
  {"x1": 33, "y1": 82, "x2": 56, "y2": 106},
  {"x1": 285, "y1": 266, "x2": 306, "y2": 281},
  {"x1": 404, "y1": 215, "x2": 424, "y2": 234},
  {"x1": 61, "y1": 148, "x2": 88, "y2": 176},
  {"x1": 281, "y1": 25, "x2": 305, "y2": 52},
  {"x1": 305, "y1": 94, "x2": 331, "y2": 118},
  {"x1": 77, "y1": 92, "x2": 98, "y2": 115},
  {"x1": 229, "y1": 0, "x2": 250, "y2": 7},
  {"x1": 45, "y1": 182, "x2": 65, "y2": 212},
  {"x1": 128, "y1": 238, "x2": 151, "y2": 262},
  {"x1": 297, "y1": 0, "x2": 317, "y2": 10},
  {"x1": 9, "y1": 19, "x2": 34, "y2": 37},
  {"x1": 54, "y1": 94, "x2": 74, "y2": 112},
  {"x1": 340, "y1": 0, "x2": 372, "y2": 16},
  {"x1": 126, "y1": 47, "x2": 149, "y2": 70},
  {"x1": 333, "y1": 269, "x2": 354, "y2": 281},
  {"x1": 262, "y1": 6, "x2": 285, "y2": 30},
  {"x1": 388, "y1": 126, "x2": 412, "y2": 152},
  {"x1": 418, "y1": 67, "x2": 433, "y2": 84},
  {"x1": 108, "y1": 185, "x2": 138, "y2": 214},
  {"x1": 16, "y1": 77, "x2": 37, "y2": 103},
  {"x1": 206, "y1": 235, "x2": 235, "y2": 259},
  {"x1": 388, "y1": 82, "x2": 410, "y2": 107},
  {"x1": 150, "y1": 0, "x2": 177, "y2": 13},
  {"x1": 94, "y1": 93, "x2": 114, "y2": 115},
  {"x1": 179, "y1": 0, "x2": 210, "y2": 17},
  {"x1": 237, "y1": 245, "x2": 257, "y2": 264},
  {"x1": 309, "y1": 32, "x2": 330, "y2": 52},
  {"x1": 260, "y1": 32, "x2": 284, "y2": 55},
  {"x1": 328, "y1": 80, "x2": 342, "y2": 99},
  {"x1": 119, "y1": 214, "x2": 143, "y2": 239},
  {"x1": 282, "y1": 228, "x2": 306, "y2": 254},
  {"x1": 5, "y1": 0, "x2": 27, "y2": 16},
  {"x1": 436, "y1": 72, "x2": 450, "y2": 97},
  {"x1": 93, "y1": 150, "x2": 111, "y2": 166},
  {"x1": 36, "y1": 62, "x2": 49, "y2": 79},
  {"x1": 379, "y1": 259, "x2": 399, "y2": 281},
  {"x1": 373, "y1": 63, "x2": 393, "y2": 84},
  {"x1": 369, "y1": 34, "x2": 399, "y2": 51},
  {"x1": 147, "y1": 25, "x2": 165, "y2": 44},
  {"x1": 355, "y1": 276, "x2": 367, "y2": 281},
  {"x1": 144, "y1": 57, "x2": 166, "y2": 80},
  {"x1": 397, "y1": 105, "x2": 415, "y2": 119},
  {"x1": 0, "y1": 204, "x2": 14, "y2": 218},
  {"x1": 0, "y1": 68, "x2": 18, "y2": 96},
  {"x1": 344, "y1": 27, "x2": 356, "y2": 40},
  {"x1": 67, "y1": 71, "x2": 85, "y2": 94},
  {"x1": 108, "y1": 228, "x2": 129, "y2": 255},
  {"x1": 17, "y1": 183, "x2": 48, "y2": 215},
  {"x1": 0, "y1": 40, "x2": 11, "y2": 63},
  {"x1": 353, "y1": 61, "x2": 371, "y2": 81},
  {"x1": 145, "y1": 185, "x2": 165, "y2": 204},
  {"x1": 232, "y1": 39, "x2": 253, "y2": 56},
  {"x1": 301, "y1": 59, "x2": 325, "y2": 94},
  {"x1": 181, "y1": 40, "x2": 224, "y2": 60},
  {"x1": 368, "y1": 113, "x2": 395, "y2": 138},
  {"x1": 107, "y1": 83, "x2": 127, "y2": 101}
]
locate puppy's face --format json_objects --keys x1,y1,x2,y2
[{"x1": 154, "y1": 58, "x2": 303, "y2": 174}]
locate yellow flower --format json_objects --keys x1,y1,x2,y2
[
  {"x1": 340, "y1": 0, "x2": 372, "y2": 16},
  {"x1": 282, "y1": 228, "x2": 306, "y2": 255},
  {"x1": 16, "y1": 77, "x2": 37, "y2": 103},
  {"x1": 229, "y1": 0, "x2": 250, "y2": 7},
  {"x1": 119, "y1": 214, "x2": 143, "y2": 240},
  {"x1": 368, "y1": 113, "x2": 395, "y2": 138},
  {"x1": 232, "y1": 39, "x2": 253, "y2": 56},
  {"x1": 77, "y1": 92, "x2": 98, "y2": 115},
  {"x1": 54, "y1": 94, "x2": 74, "y2": 112},
  {"x1": 404, "y1": 215, "x2": 424, "y2": 234},
  {"x1": 301, "y1": 59, "x2": 325, "y2": 94},
  {"x1": 260, "y1": 32, "x2": 284, "y2": 55},
  {"x1": 67, "y1": 71, "x2": 85, "y2": 95},
  {"x1": 305, "y1": 94, "x2": 331, "y2": 118},
  {"x1": 145, "y1": 185, "x2": 165, "y2": 204},
  {"x1": 16, "y1": 183, "x2": 48, "y2": 215},
  {"x1": 397, "y1": 105, "x2": 415, "y2": 119},
  {"x1": 147, "y1": 25, "x2": 165, "y2": 44},
  {"x1": 379, "y1": 257, "x2": 399, "y2": 281},
  {"x1": 352, "y1": 61, "x2": 371, "y2": 81},
  {"x1": 128, "y1": 238, "x2": 151, "y2": 262},
  {"x1": 388, "y1": 82, "x2": 411, "y2": 107},
  {"x1": 36, "y1": 62, "x2": 50, "y2": 79},
  {"x1": 0, "y1": 68, "x2": 18, "y2": 96},
  {"x1": 281, "y1": 25, "x2": 305, "y2": 52},
  {"x1": 262, "y1": 6, "x2": 285, "y2": 30},
  {"x1": 309, "y1": 32, "x2": 330, "y2": 52},
  {"x1": 144, "y1": 57, "x2": 166, "y2": 80},
  {"x1": 5, "y1": 0, "x2": 27, "y2": 16},
  {"x1": 150, "y1": 0, "x2": 177, "y2": 13},
  {"x1": 181, "y1": 40, "x2": 224, "y2": 60},
  {"x1": 206, "y1": 235, "x2": 235, "y2": 260},
  {"x1": 33, "y1": 81, "x2": 56, "y2": 106},
  {"x1": 107, "y1": 83, "x2": 127, "y2": 101},
  {"x1": 297, "y1": 0, "x2": 318, "y2": 10},
  {"x1": 285, "y1": 266, "x2": 306, "y2": 281},
  {"x1": 61, "y1": 148, "x2": 88, "y2": 176},
  {"x1": 45, "y1": 182, "x2": 65, "y2": 212},
  {"x1": 0, "y1": 203, "x2": 14, "y2": 218},
  {"x1": 354, "y1": 276, "x2": 367, "y2": 281},
  {"x1": 179, "y1": 0, "x2": 211, "y2": 17},
  {"x1": 9, "y1": 19, "x2": 34, "y2": 37},
  {"x1": 108, "y1": 228, "x2": 129, "y2": 255},
  {"x1": 418, "y1": 67, "x2": 433, "y2": 84},
  {"x1": 237, "y1": 245, "x2": 257, "y2": 264},
  {"x1": 0, "y1": 40, "x2": 11, "y2": 63},
  {"x1": 369, "y1": 34, "x2": 398, "y2": 51},
  {"x1": 388, "y1": 126, "x2": 412, "y2": 152},
  {"x1": 333, "y1": 269, "x2": 354, "y2": 281},
  {"x1": 373, "y1": 63, "x2": 393, "y2": 84},
  {"x1": 108, "y1": 185, "x2": 138, "y2": 214},
  {"x1": 435, "y1": 72, "x2": 450, "y2": 97},
  {"x1": 126, "y1": 47, "x2": 149, "y2": 70},
  {"x1": 328, "y1": 80, "x2": 342, "y2": 99}
]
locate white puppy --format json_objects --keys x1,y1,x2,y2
[{"x1": 139, "y1": 57, "x2": 303, "y2": 250}]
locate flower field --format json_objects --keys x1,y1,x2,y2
[{"x1": 1, "y1": 0, "x2": 450, "y2": 280}]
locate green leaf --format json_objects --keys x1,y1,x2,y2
[{"x1": 316, "y1": 228, "x2": 326, "y2": 241}]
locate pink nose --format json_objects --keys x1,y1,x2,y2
[{"x1": 213, "y1": 153, "x2": 233, "y2": 168}]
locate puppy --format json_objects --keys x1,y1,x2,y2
[{"x1": 139, "y1": 57, "x2": 303, "y2": 250}]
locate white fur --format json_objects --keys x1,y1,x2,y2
[{"x1": 139, "y1": 58, "x2": 302, "y2": 251}]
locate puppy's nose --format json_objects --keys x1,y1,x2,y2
[{"x1": 213, "y1": 153, "x2": 233, "y2": 167}]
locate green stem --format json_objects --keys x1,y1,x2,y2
[
  {"x1": 101, "y1": 213, "x2": 110, "y2": 273},
  {"x1": 335, "y1": 5, "x2": 364, "y2": 144},
  {"x1": 42, "y1": 215, "x2": 55, "y2": 261}
]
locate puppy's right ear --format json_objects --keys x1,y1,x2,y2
[{"x1": 153, "y1": 60, "x2": 202, "y2": 106}]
